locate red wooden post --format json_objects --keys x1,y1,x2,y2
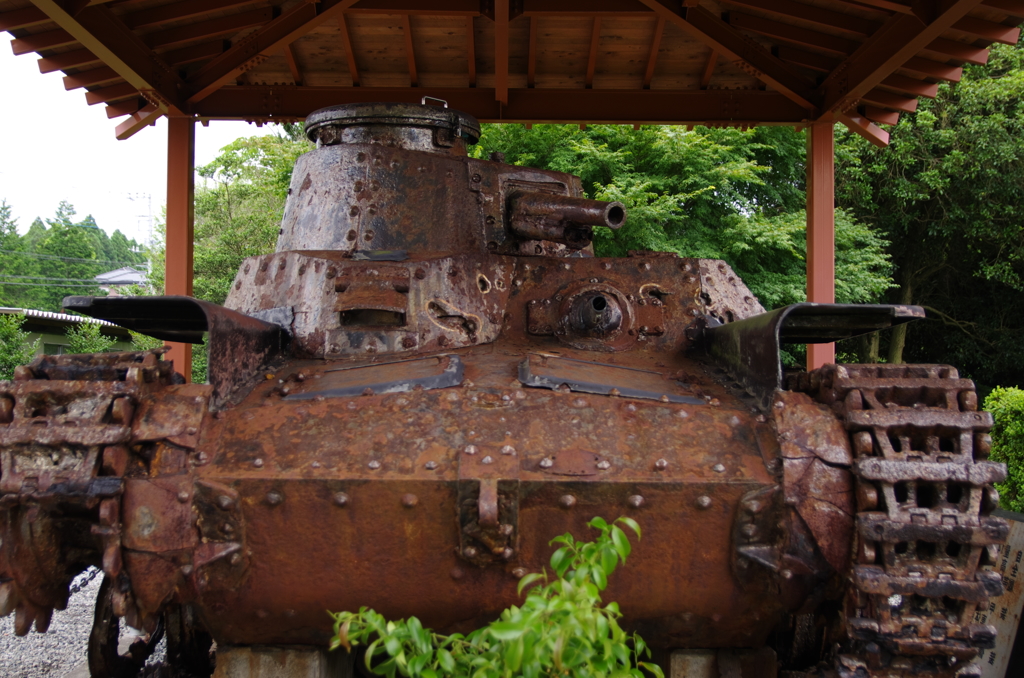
[
  {"x1": 164, "y1": 116, "x2": 195, "y2": 381},
  {"x1": 806, "y1": 122, "x2": 835, "y2": 370}
]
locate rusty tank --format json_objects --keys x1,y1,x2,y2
[{"x1": 0, "y1": 102, "x2": 1009, "y2": 678}]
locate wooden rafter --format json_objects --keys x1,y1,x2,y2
[
  {"x1": 466, "y1": 15, "x2": 477, "y2": 87},
  {"x1": 924, "y1": 37, "x2": 989, "y2": 64},
  {"x1": 862, "y1": 106, "x2": 900, "y2": 125},
  {"x1": 636, "y1": 1, "x2": 819, "y2": 111},
  {"x1": 28, "y1": 0, "x2": 186, "y2": 114},
  {"x1": 403, "y1": 15, "x2": 418, "y2": 87},
  {"x1": 63, "y1": 66, "x2": 119, "y2": 91},
  {"x1": 114, "y1": 103, "x2": 161, "y2": 141},
  {"x1": 527, "y1": 15, "x2": 536, "y2": 87},
  {"x1": 642, "y1": 17, "x2": 664, "y2": 89},
  {"x1": 700, "y1": 49, "x2": 718, "y2": 89},
  {"x1": 861, "y1": 88, "x2": 918, "y2": 112},
  {"x1": 284, "y1": 43, "x2": 303, "y2": 86},
  {"x1": 186, "y1": 0, "x2": 360, "y2": 104},
  {"x1": 817, "y1": 0, "x2": 987, "y2": 118},
  {"x1": 494, "y1": 0, "x2": 510, "y2": 105},
  {"x1": 726, "y1": 0, "x2": 879, "y2": 37},
  {"x1": 839, "y1": 112, "x2": 889, "y2": 147},
  {"x1": 11, "y1": 29, "x2": 77, "y2": 55},
  {"x1": 339, "y1": 12, "x2": 361, "y2": 87},
  {"x1": 144, "y1": 8, "x2": 272, "y2": 51},
  {"x1": 585, "y1": 17, "x2": 601, "y2": 89},
  {"x1": 123, "y1": 0, "x2": 257, "y2": 30},
  {"x1": 0, "y1": 7, "x2": 47, "y2": 31},
  {"x1": 879, "y1": 73, "x2": 938, "y2": 98},
  {"x1": 728, "y1": 13, "x2": 858, "y2": 56}
]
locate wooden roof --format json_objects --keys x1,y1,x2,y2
[{"x1": 3, "y1": 0, "x2": 1022, "y2": 146}]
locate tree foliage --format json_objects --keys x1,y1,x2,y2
[
  {"x1": 330, "y1": 517, "x2": 659, "y2": 678},
  {"x1": 65, "y1": 320, "x2": 117, "y2": 354},
  {"x1": 0, "y1": 314, "x2": 37, "y2": 381},
  {"x1": 984, "y1": 387, "x2": 1024, "y2": 512}
]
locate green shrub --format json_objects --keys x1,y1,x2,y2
[
  {"x1": 66, "y1": 320, "x2": 116, "y2": 354},
  {"x1": 0, "y1": 314, "x2": 37, "y2": 380},
  {"x1": 984, "y1": 387, "x2": 1024, "y2": 512},
  {"x1": 330, "y1": 517, "x2": 661, "y2": 678}
]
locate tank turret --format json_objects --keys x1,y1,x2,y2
[{"x1": 0, "y1": 103, "x2": 1007, "y2": 678}]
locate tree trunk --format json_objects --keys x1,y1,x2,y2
[
  {"x1": 886, "y1": 280, "x2": 914, "y2": 364},
  {"x1": 859, "y1": 331, "x2": 880, "y2": 363}
]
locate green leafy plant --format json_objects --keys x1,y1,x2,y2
[
  {"x1": 0, "y1": 313, "x2": 38, "y2": 380},
  {"x1": 65, "y1": 319, "x2": 116, "y2": 354},
  {"x1": 985, "y1": 387, "x2": 1024, "y2": 512},
  {"x1": 330, "y1": 517, "x2": 661, "y2": 678}
]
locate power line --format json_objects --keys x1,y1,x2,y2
[
  {"x1": 0, "y1": 248, "x2": 147, "y2": 267},
  {"x1": 0, "y1": 274, "x2": 109, "y2": 283},
  {"x1": 0, "y1": 282, "x2": 103, "y2": 288}
]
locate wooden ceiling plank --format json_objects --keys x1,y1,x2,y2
[
  {"x1": 775, "y1": 45, "x2": 839, "y2": 72},
  {"x1": 901, "y1": 56, "x2": 962, "y2": 81},
  {"x1": 85, "y1": 81, "x2": 139, "y2": 105},
  {"x1": 0, "y1": 7, "x2": 48, "y2": 31},
  {"x1": 527, "y1": 15, "x2": 536, "y2": 87},
  {"x1": 402, "y1": 14, "x2": 418, "y2": 87},
  {"x1": 862, "y1": 105, "x2": 900, "y2": 125},
  {"x1": 861, "y1": 87, "x2": 918, "y2": 112},
  {"x1": 700, "y1": 48, "x2": 718, "y2": 88},
  {"x1": 145, "y1": 8, "x2": 273, "y2": 50},
  {"x1": 193, "y1": 85, "x2": 811, "y2": 123},
  {"x1": 839, "y1": 112, "x2": 889, "y2": 147},
  {"x1": 346, "y1": 0, "x2": 479, "y2": 15},
  {"x1": 186, "y1": 0, "x2": 360, "y2": 104},
  {"x1": 115, "y1": 103, "x2": 162, "y2": 140},
  {"x1": 817, "y1": 0, "x2": 987, "y2": 119},
  {"x1": 28, "y1": 1, "x2": 186, "y2": 114},
  {"x1": 494, "y1": 0, "x2": 509, "y2": 105},
  {"x1": 880, "y1": 72, "x2": 938, "y2": 97},
  {"x1": 124, "y1": 0, "x2": 257, "y2": 30},
  {"x1": 161, "y1": 39, "x2": 231, "y2": 66},
  {"x1": 63, "y1": 65, "x2": 119, "y2": 90},
  {"x1": 635, "y1": 1, "x2": 819, "y2": 111},
  {"x1": 725, "y1": 0, "x2": 878, "y2": 37},
  {"x1": 339, "y1": 13, "x2": 361, "y2": 87},
  {"x1": 924, "y1": 37, "x2": 989, "y2": 64},
  {"x1": 642, "y1": 17, "x2": 664, "y2": 89},
  {"x1": 841, "y1": 0, "x2": 914, "y2": 14},
  {"x1": 727, "y1": 12, "x2": 858, "y2": 56},
  {"x1": 982, "y1": 0, "x2": 1024, "y2": 15},
  {"x1": 521, "y1": 0, "x2": 653, "y2": 16},
  {"x1": 466, "y1": 15, "x2": 476, "y2": 87},
  {"x1": 284, "y1": 43, "x2": 303, "y2": 85},
  {"x1": 11, "y1": 29, "x2": 77, "y2": 55},
  {"x1": 585, "y1": 17, "x2": 601, "y2": 89},
  {"x1": 38, "y1": 48, "x2": 100, "y2": 73},
  {"x1": 951, "y1": 15, "x2": 1021, "y2": 43}
]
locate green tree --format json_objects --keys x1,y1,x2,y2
[
  {"x1": 33, "y1": 201, "x2": 104, "y2": 311},
  {"x1": 836, "y1": 40, "x2": 1024, "y2": 389},
  {"x1": 984, "y1": 387, "x2": 1024, "y2": 512},
  {"x1": 65, "y1": 320, "x2": 116, "y2": 354},
  {"x1": 0, "y1": 314, "x2": 37, "y2": 380}
]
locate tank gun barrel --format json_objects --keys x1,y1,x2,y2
[{"x1": 508, "y1": 191, "x2": 626, "y2": 248}]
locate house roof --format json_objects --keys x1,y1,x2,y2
[
  {"x1": 95, "y1": 265, "x2": 147, "y2": 284},
  {"x1": 3, "y1": 0, "x2": 1021, "y2": 146}
]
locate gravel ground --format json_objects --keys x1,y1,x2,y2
[{"x1": 0, "y1": 569, "x2": 165, "y2": 678}]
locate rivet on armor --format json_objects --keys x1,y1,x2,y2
[
  {"x1": 368, "y1": 460, "x2": 381, "y2": 469},
  {"x1": 539, "y1": 457, "x2": 553, "y2": 469},
  {"x1": 332, "y1": 492, "x2": 349, "y2": 507},
  {"x1": 712, "y1": 463, "x2": 726, "y2": 473},
  {"x1": 654, "y1": 458, "x2": 668, "y2": 471},
  {"x1": 696, "y1": 495, "x2": 712, "y2": 509},
  {"x1": 559, "y1": 494, "x2": 577, "y2": 508},
  {"x1": 401, "y1": 494, "x2": 418, "y2": 508},
  {"x1": 627, "y1": 495, "x2": 645, "y2": 508},
  {"x1": 266, "y1": 492, "x2": 283, "y2": 506}
]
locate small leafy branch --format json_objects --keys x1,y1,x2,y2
[{"x1": 330, "y1": 516, "x2": 662, "y2": 678}]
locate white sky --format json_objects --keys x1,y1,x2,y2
[{"x1": 0, "y1": 45, "x2": 274, "y2": 246}]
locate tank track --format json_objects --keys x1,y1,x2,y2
[{"x1": 794, "y1": 364, "x2": 1008, "y2": 678}]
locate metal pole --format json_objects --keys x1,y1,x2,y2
[
  {"x1": 806, "y1": 122, "x2": 835, "y2": 370},
  {"x1": 164, "y1": 116, "x2": 195, "y2": 381}
]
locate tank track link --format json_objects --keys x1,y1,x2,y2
[{"x1": 794, "y1": 364, "x2": 1008, "y2": 678}]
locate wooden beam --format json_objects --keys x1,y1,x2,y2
[
  {"x1": 494, "y1": 0, "x2": 509, "y2": 104},
  {"x1": 123, "y1": 0, "x2": 257, "y2": 30},
  {"x1": 339, "y1": 13, "x2": 360, "y2": 86},
  {"x1": 699, "y1": 49, "x2": 717, "y2": 89},
  {"x1": 85, "y1": 82, "x2": 138, "y2": 105},
  {"x1": 879, "y1": 73, "x2": 938, "y2": 98},
  {"x1": 900, "y1": 56, "x2": 962, "y2": 82},
  {"x1": 0, "y1": 7, "x2": 47, "y2": 31},
  {"x1": 521, "y1": 0, "x2": 653, "y2": 15},
  {"x1": 346, "y1": 0, "x2": 479, "y2": 14},
  {"x1": 806, "y1": 121, "x2": 836, "y2": 369},
  {"x1": 145, "y1": 8, "x2": 273, "y2": 50},
  {"x1": 527, "y1": 15, "x2": 536, "y2": 87},
  {"x1": 860, "y1": 88, "x2": 918, "y2": 112},
  {"x1": 11, "y1": 29, "x2": 77, "y2": 55},
  {"x1": 38, "y1": 48, "x2": 99, "y2": 73},
  {"x1": 844, "y1": 0, "x2": 914, "y2": 14},
  {"x1": 284, "y1": 43, "x2": 303, "y2": 85},
  {"x1": 775, "y1": 45, "x2": 839, "y2": 72},
  {"x1": 402, "y1": 14, "x2": 418, "y2": 87},
  {"x1": 63, "y1": 65, "x2": 119, "y2": 90},
  {"x1": 839, "y1": 111, "x2": 889, "y2": 147},
  {"x1": 114, "y1": 103, "x2": 162, "y2": 140},
  {"x1": 951, "y1": 16, "x2": 1020, "y2": 43},
  {"x1": 106, "y1": 98, "x2": 146, "y2": 119},
  {"x1": 466, "y1": 15, "x2": 476, "y2": 86},
  {"x1": 635, "y1": 2, "x2": 819, "y2": 111},
  {"x1": 193, "y1": 85, "x2": 812, "y2": 124},
  {"x1": 164, "y1": 116, "x2": 195, "y2": 382},
  {"x1": 726, "y1": 0, "x2": 878, "y2": 37},
  {"x1": 186, "y1": 0, "x2": 360, "y2": 104},
  {"x1": 817, "y1": 0, "x2": 986, "y2": 118},
  {"x1": 982, "y1": 0, "x2": 1024, "y2": 14},
  {"x1": 642, "y1": 17, "x2": 664, "y2": 89},
  {"x1": 862, "y1": 106, "x2": 900, "y2": 125},
  {"x1": 28, "y1": 1, "x2": 186, "y2": 114},
  {"x1": 924, "y1": 37, "x2": 989, "y2": 64},
  {"x1": 160, "y1": 40, "x2": 231, "y2": 66},
  {"x1": 585, "y1": 17, "x2": 601, "y2": 89},
  {"x1": 727, "y1": 12, "x2": 858, "y2": 56}
]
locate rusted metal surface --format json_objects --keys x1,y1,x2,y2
[{"x1": 0, "y1": 103, "x2": 1008, "y2": 678}]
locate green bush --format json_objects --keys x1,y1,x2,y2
[
  {"x1": 330, "y1": 517, "x2": 661, "y2": 678},
  {"x1": 0, "y1": 314, "x2": 37, "y2": 380},
  {"x1": 66, "y1": 320, "x2": 117, "y2": 354},
  {"x1": 984, "y1": 387, "x2": 1024, "y2": 512}
]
